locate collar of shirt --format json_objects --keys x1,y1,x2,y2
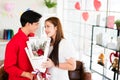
[{"x1": 18, "y1": 28, "x2": 28, "y2": 41}]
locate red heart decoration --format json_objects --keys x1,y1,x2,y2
[
  {"x1": 82, "y1": 12, "x2": 89, "y2": 21},
  {"x1": 94, "y1": 0, "x2": 101, "y2": 11},
  {"x1": 75, "y1": 2, "x2": 80, "y2": 10}
]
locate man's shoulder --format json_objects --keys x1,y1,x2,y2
[
  {"x1": 7, "y1": 33, "x2": 21, "y2": 45},
  {"x1": 10, "y1": 33, "x2": 20, "y2": 41}
]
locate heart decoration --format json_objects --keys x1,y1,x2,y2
[
  {"x1": 94, "y1": 0, "x2": 101, "y2": 11},
  {"x1": 75, "y1": 2, "x2": 80, "y2": 10},
  {"x1": 4, "y1": 3, "x2": 14, "y2": 12},
  {"x1": 82, "y1": 12, "x2": 89, "y2": 21}
]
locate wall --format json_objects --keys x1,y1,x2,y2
[
  {"x1": 62, "y1": 0, "x2": 120, "y2": 79},
  {"x1": 0, "y1": 0, "x2": 58, "y2": 36},
  {"x1": 1, "y1": 0, "x2": 120, "y2": 73},
  {"x1": 0, "y1": 0, "x2": 59, "y2": 60}
]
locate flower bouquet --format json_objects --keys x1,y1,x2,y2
[{"x1": 25, "y1": 36, "x2": 51, "y2": 80}]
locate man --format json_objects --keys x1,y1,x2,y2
[{"x1": 4, "y1": 10, "x2": 42, "y2": 80}]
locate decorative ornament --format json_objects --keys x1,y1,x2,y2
[
  {"x1": 94, "y1": 0, "x2": 101, "y2": 11},
  {"x1": 4, "y1": 3, "x2": 14, "y2": 12},
  {"x1": 82, "y1": 0, "x2": 89, "y2": 21},
  {"x1": 109, "y1": 52, "x2": 119, "y2": 64},
  {"x1": 82, "y1": 12, "x2": 89, "y2": 21},
  {"x1": 109, "y1": 52, "x2": 119, "y2": 72},
  {"x1": 97, "y1": 53, "x2": 105, "y2": 66},
  {"x1": 44, "y1": 0, "x2": 57, "y2": 8},
  {"x1": 75, "y1": 2, "x2": 80, "y2": 10}
]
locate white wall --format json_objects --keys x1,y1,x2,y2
[
  {"x1": 0, "y1": 0, "x2": 58, "y2": 60},
  {"x1": 0, "y1": 0, "x2": 57, "y2": 35},
  {"x1": 62, "y1": 0, "x2": 120, "y2": 80}
]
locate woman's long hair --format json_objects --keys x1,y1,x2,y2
[{"x1": 45, "y1": 17, "x2": 64, "y2": 66}]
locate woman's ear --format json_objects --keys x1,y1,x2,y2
[{"x1": 55, "y1": 26, "x2": 57, "y2": 30}]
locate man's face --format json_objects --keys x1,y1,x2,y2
[{"x1": 29, "y1": 22, "x2": 40, "y2": 33}]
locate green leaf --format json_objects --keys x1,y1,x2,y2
[{"x1": 44, "y1": 0, "x2": 57, "y2": 8}]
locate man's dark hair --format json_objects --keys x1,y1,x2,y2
[{"x1": 20, "y1": 10, "x2": 42, "y2": 27}]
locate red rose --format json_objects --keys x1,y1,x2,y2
[
  {"x1": 41, "y1": 73, "x2": 46, "y2": 78},
  {"x1": 37, "y1": 49, "x2": 44, "y2": 56}
]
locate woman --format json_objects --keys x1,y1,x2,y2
[{"x1": 42, "y1": 17, "x2": 77, "y2": 80}]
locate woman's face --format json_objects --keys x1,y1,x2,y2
[{"x1": 45, "y1": 21, "x2": 57, "y2": 38}]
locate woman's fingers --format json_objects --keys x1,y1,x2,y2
[{"x1": 42, "y1": 58, "x2": 54, "y2": 68}]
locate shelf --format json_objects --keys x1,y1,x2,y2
[
  {"x1": 91, "y1": 69, "x2": 113, "y2": 80},
  {"x1": 90, "y1": 25, "x2": 120, "y2": 80},
  {"x1": 92, "y1": 25, "x2": 118, "y2": 30},
  {"x1": 92, "y1": 43, "x2": 120, "y2": 52},
  {"x1": 0, "y1": 39, "x2": 9, "y2": 45}
]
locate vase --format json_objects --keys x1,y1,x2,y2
[{"x1": 116, "y1": 25, "x2": 120, "y2": 30}]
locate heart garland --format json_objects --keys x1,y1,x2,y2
[
  {"x1": 82, "y1": 12, "x2": 89, "y2": 21},
  {"x1": 94, "y1": 0, "x2": 101, "y2": 11},
  {"x1": 74, "y1": 0, "x2": 101, "y2": 21},
  {"x1": 75, "y1": 2, "x2": 80, "y2": 10}
]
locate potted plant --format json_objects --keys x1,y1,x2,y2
[
  {"x1": 44, "y1": 0, "x2": 57, "y2": 8},
  {"x1": 114, "y1": 19, "x2": 120, "y2": 30}
]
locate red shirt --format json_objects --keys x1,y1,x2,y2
[{"x1": 4, "y1": 28, "x2": 33, "y2": 80}]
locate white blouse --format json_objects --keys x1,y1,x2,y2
[{"x1": 48, "y1": 39, "x2": 78, "y2": 80}]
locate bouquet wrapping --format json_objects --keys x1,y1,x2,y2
[{"x1": 25, "y1": 36, "x2": 51, "y2": 80}]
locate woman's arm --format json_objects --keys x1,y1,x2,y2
[
  {"x1": 58, "y1": 39, "x2": 77, "y2": 70},
  {"x1": 58, "y1": 57, "x2": 76, "y2": 70},
  {"x1": 43, "y1": 57, "x2": 76, "y2": 71}
]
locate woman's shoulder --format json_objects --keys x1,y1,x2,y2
[
  {"x1": 60, "y1": 38, "x2": 72, "y2": 46},
  {"x1": 60, "y1": 38, "x2": 68, "y2": 44}
]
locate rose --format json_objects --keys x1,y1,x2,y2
[{"x1": 37, "y1": 49, "x2": 44, "y2": 56}]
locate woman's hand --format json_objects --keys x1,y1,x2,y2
[{"x1": 42, "y1": 58, "x2": 55, "y2": 68}]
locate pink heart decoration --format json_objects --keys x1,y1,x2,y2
[
  {"x1": 4, "y1": 3, "x2": 14, "y2": 12},
  {"x1": 75, "y1": 2, "x2": 80, "y2": 10},
  {"x1": 82, "y1": 12, "x2": 89, "y2": 21},
  {"x1": 94, "y1": 0, "x2": 101, "y2": 11}
]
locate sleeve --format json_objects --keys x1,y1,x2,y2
[
  {"x1": 4, "y1": 41, "x2": 23, "y2": 77},
  {"x1": 59, "y1": 39, "x2": 79, "y2": 61}
]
